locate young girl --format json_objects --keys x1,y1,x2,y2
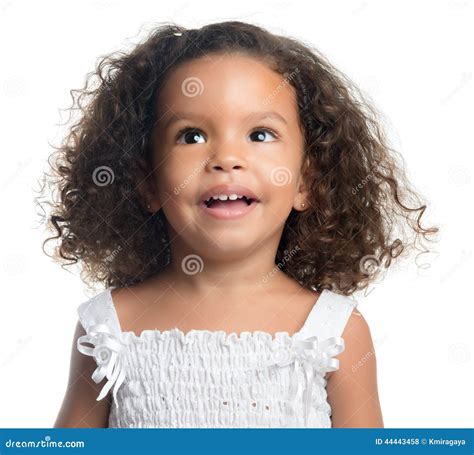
[{"x1": 45, "y1": 21, "x2": 438, "y2": 428}]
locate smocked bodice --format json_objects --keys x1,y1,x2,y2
[{"x1": 76, "y1": 288, "x2": 358, "y2": 428}]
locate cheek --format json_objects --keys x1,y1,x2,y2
[
  {"x1": 258, "y1": 157, "x2": 301, "y2": 198},
  {"x1": 266, "y1": 185, "x2": 298, "y2": 221},
  {"x1": 155, "y1": 156, "x2": 197, "y2": 198},
  {"x1": 153, "y1": 159, "x2": 200, "y2": 223},
  {"x1": 253, "y1": 140, "x2": 302, "y2": 181}
]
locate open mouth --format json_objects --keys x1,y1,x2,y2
[
  {"x1": 200, "y1": 194, "x2": 260, "y2": 220},
  {"x1": 203, "y1": 195, "x2": 257, "y2": 209}
]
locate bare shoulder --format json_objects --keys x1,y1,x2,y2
[
  {"x1": 55, "y1": 278, "x2": 172, "y2": 428},
  {"x1": 55, "y1": 281, "x2": 161, "y2": 427},
  {"x1": 342, "y1": 306, "x2": 372, "y2": 345},
  {"x1": 330, "y1": 306, "x2": 374, "y2": 377},
  {"x1": 326, "y1": 307, "x2": 384, "y2": 427},
  {"x1": 54, "y1": 320, "x2": 111, "y2": 427}
]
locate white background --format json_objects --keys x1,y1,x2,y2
[{"x1": 0, "y1": 0, "x2": 472, "y2": 428}]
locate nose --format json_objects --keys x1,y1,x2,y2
[{"x1": 205, "y1": 143, "x2": 247, "y2": 173}]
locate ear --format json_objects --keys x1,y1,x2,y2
[
  {"x1": 136, "y1": 157, "x2": 161, "y2": 213},
  {"x1": 293, "y1": 156, "x2": 311, "y2": 212}
]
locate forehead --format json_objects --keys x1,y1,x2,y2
[{"x1": 155, "y1": 53, "x2": 300, "y2": 125}]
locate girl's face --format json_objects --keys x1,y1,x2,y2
[{"x1": 148, "y1": 53, "x2": 308, "y2": 260}]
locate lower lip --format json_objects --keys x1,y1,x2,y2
[{"x1": 199, "y1": 200, "x2": 259, "y2": 220}]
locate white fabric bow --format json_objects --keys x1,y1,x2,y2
[
  {"x1": 77, "y1": 323, "x2": 126, "y2": 410},
  {"x1": 266, "y1": 335, "x2": 345, "y2": 426}
]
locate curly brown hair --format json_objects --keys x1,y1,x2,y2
[{"x1": 37, "y1": 20, "x2": 439, "y2": 295}]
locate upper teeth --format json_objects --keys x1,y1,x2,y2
[{"x1": 204, "y1": 194, "x2": 249, "y2": 203}]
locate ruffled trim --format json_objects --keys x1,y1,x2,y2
[
  {"x1": 265, "y1": 333, "x2": 344, "y2": 426},
  {"x1": 77, "y1": 323, "x2": 127, "y2": 410},
  {"x1": 120, "y1": 327, "x2": 294, "y2": 345}
]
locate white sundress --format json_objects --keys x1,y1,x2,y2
[{"x1": 76, "y1": 287, "x2": 358, "y2": 428}]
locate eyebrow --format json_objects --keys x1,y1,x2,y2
[{"x1": 161, "y1": 110, "x2": 288, "y2": 129}]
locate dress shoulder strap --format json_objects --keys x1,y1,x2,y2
[
  {"x1": 77, "y1": 287, "x2": 122, "y2": 337},
  {"x1": 76, "y1": 287, "x2": 126, "y2": 409},
  {"x1": 299, "y1": 289, "x2": 358, "y2": 340}
]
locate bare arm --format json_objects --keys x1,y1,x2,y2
[
  {"x1": 326, "y1": 308, "x2": 384, "y2": 428},
  {"x1": 54, "y1": 321, "x2": 111, "y2": 428}
]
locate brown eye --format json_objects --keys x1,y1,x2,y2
[
  {"x1": 176, "y1": 128, "x2": 206, "y2": 144},
  {"x1": 249, "y1": 128, "x2": 278, "y2": 143}
]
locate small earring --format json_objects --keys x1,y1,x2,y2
[
  {"x1": 147, "y1": 204, "x2": 151, "y2": 209},
  {"x1": 301, "y1": 203, "x2": 306, "y2": 208}
]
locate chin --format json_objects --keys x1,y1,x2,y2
[{"x1": 197, "y1": 236, "x2": 261, "y2": 257}]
